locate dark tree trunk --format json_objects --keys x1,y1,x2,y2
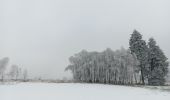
[{"x1": 141, "y1": 69, "x2": 145, "y2": 85}]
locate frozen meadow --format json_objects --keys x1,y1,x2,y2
[{"x1": 0, "y1": 83, "x2": 170, "y2": 100}]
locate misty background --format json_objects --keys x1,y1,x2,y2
[{"x1": 0, "y1": 0, "x2": 169, "y2": 79}]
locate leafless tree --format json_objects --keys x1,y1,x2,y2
[
  {"x1": 23, "y1": 69, "x2": 28, "y2": 81},
  {"x1": 9, "y1": 65, "x2": 20, "y2": 81},
  {"x1": 0, "y1": 57, "x2": 9, "y2": 81}
]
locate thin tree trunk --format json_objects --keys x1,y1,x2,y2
[
  {"x1": 1, "y1": 74, "x2": 4, "y2": 82},
  {"x1": 141, "y1": 69, "x2": 145, "y2": 85},
  {"x1": 134, "y1": 73, "x2": 137, "y2": 84}
]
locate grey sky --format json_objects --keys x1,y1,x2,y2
[{"x1": 0, "y1": 0, "x2": 170, "y2": 79}]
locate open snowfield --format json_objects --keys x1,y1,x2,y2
[{"x1": 0, "y1": 83, "x2": 170, "y2": 100}]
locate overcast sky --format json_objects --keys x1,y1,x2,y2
[{"x1": 0, "y1": 0, "x2": 170, "y2": 79}]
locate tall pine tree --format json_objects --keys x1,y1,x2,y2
[
  {"x1": 129, "y1": 30, "x2": 149, "y2": 84},
  {"x1": 148, "y1": 38, "x2": 169, "y2": 85}
]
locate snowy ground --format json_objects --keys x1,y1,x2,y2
[{"x1": 0, "y1": 83, "x2": 170, "y2": 100}]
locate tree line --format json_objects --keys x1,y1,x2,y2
[
  {"x1": 65, "y1": 48, "x2": 139, "y2": 84},
  {"x1": 0, "y1": 57, "x2": 28, "y2": 82},
  {"x1": 66, "y1": 30, "x2": 169, "y2": 85}
]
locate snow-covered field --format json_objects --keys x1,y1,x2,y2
[{"x1": 0, "y1": 83, "x2": 170, "y2": 100}]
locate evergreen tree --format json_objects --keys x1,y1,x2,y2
[
  {"x1": 129, "y1": 30, "x2": 149, "y2": 84},
  {"x1": 148, "y1": 38, "x2": 169, "y2": 85}
]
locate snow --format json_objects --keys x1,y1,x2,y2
[{"x1": 0, "y1": 83, "x2": 170, "y2": 100}]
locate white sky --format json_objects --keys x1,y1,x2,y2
[{"x1": 0, "y1": 0, "x2": 170, "y2": 79}]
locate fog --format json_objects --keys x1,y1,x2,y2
[{"x1": 0, "y1": 0, "x2": 169, "y2": 79}]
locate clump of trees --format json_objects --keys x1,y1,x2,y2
[
  {"x1": 0, "y1": 57, "x2": 28, "y2": 82},
  {"x1": 66, "y1": 30, "x2": 169, "y2": 85},
  {"x1": 65, "y1": 48, "x2": 140, "y2": 85},
  {"x1": 129, "y1": 30, "x2": 169, "y2": 85}
]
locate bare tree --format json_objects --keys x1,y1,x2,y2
[
  {"x1": 23, "y1": 69, "x2": 28, "y2": 81},
  {"x1": 9, "y1": 65, "x2": 20, "y2": 81},
  {"x1": 0, "y1": 57, "x2": 9, "y2": 81}
]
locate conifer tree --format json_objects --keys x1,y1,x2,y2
[
  {"x1": 129, "y1": 30, "x2": 149, "y2": 84},
  {"x1": 148, "y1": 38, "x2": 169, "y2": 85}
]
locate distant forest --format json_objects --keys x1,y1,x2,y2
[{"x1": 66, "y1": 30, "x2": 169, "y2": 86}]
